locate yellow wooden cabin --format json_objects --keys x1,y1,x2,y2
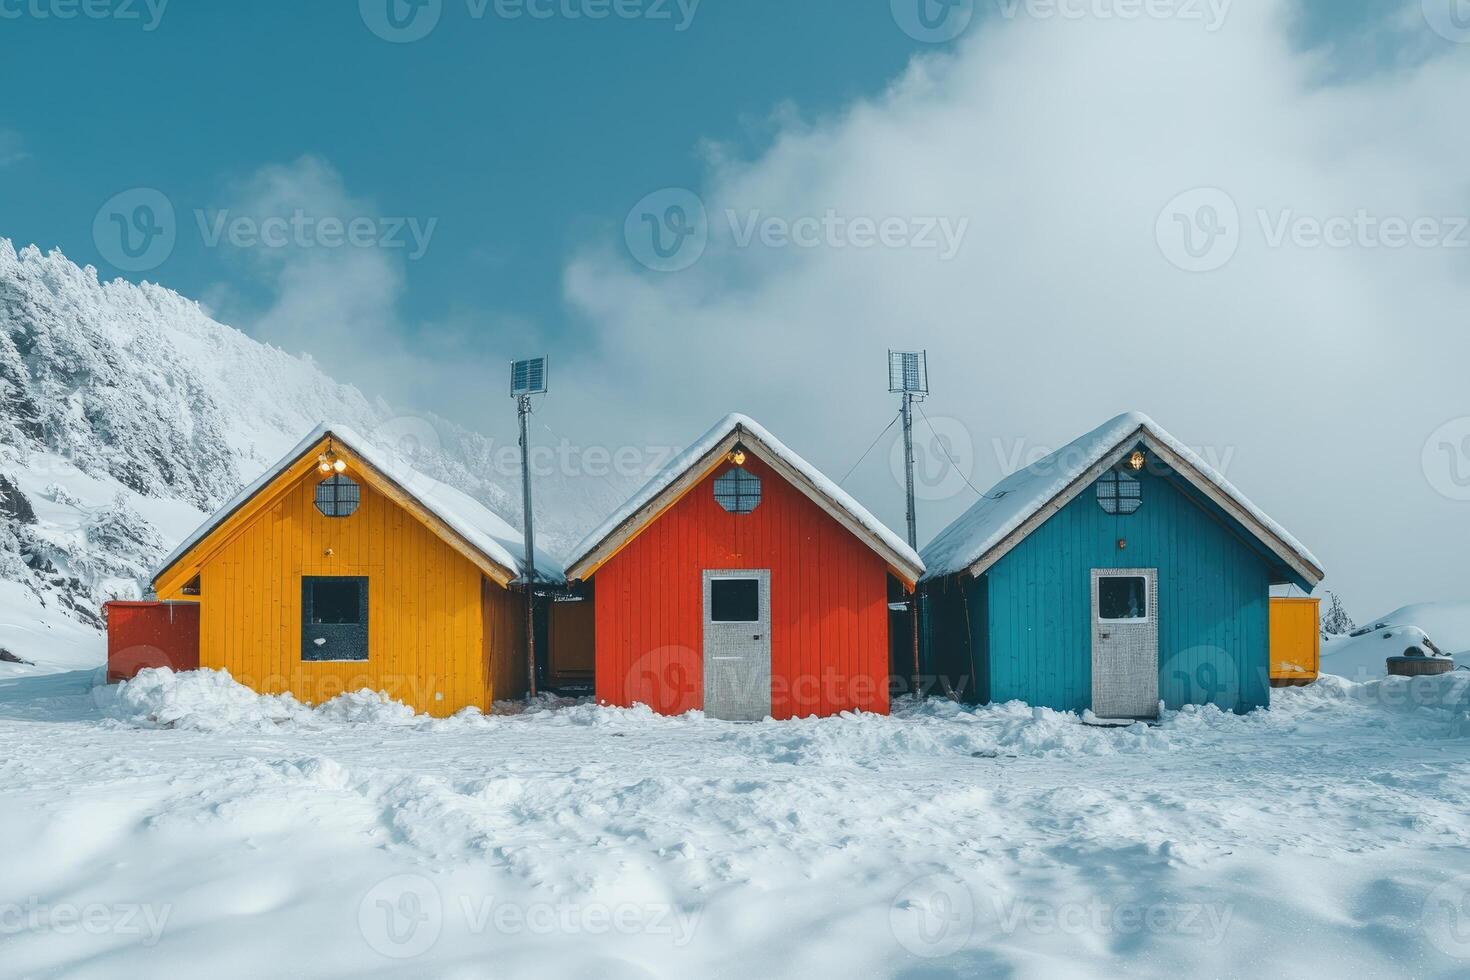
[{"x1": 152, "y1": 425, "x2": 559, "y2": 716}]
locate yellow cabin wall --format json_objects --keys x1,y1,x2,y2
[
  {"x1": 484, "y1": 579, "x2": 528, "y2": 704},
  {"x1": 188, "y1": 467, "x2": 523, "y2": 717},
  {"x1": 1270, "y1": 597, "x2": 1321, "y2": 685}
]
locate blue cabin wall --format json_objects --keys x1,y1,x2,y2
[{"x1": 961, "y1": 455, "x2": 1272, "y2": 715}]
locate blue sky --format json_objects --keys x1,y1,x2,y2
[
  {"x1": 1, "y1": 1, "x2": 929, "y2": 343},
  {"x1": 0, "y1": 0, "x2": 1396, "y2": 350},
  {"x1": 2, "y1": 0, "x2": 1468, "y2": 614}
]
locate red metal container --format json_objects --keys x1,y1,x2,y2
[{"x1": 105, "y1": 601, "x2": 200, "y2": 682}]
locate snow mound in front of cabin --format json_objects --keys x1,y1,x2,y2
[
  {"x1": 96, "y1": 668, "x2": 710, "y2": 735},
  {"x1": 96, "y1": 668, "x2": 433, "y2": 732},
  {"x1": 718, "y1": 676, "x2": 1470, "y2": 767},
  {"x1": 94, "y1": 668, "x2": 1470, "y2": 765}
]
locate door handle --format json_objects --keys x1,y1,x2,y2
[
  {"x1": 753, "y1": 634, "x2": 762, "y2": 641},
  {"x1": 1100, "y1": 632, "x2": 1111, "y2": 640}
]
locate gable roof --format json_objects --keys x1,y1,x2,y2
[
  {"x1": 153, "y1": 424, "x2": 564, "y2": 594},
  {"x1": 564, "y1": 414, "x2": 925, "y2": 586},
  {"x1": 920, "y1": 412, "x2": 1323, "y2": 588}
]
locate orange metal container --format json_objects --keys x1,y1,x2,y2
[
  {"x1": 1269, "y1": 597, "x2": 1320, "y2": 687},
  {"x1": 105, "y1": 601, "x2": 200, "y2": 682}
]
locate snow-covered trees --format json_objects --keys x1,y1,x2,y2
[
  {"x1": 1321, "y1": 591, "x2": 1356, "y2": 638},
  {"x1": 0, "y1": 237, "x2": 623, "y2": 628}
]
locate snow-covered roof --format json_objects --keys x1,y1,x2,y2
[
  {"x1": 920, "y1": 412, "x2": 1323, "y2": 587},
  {"x1": 155, "y1": 424, "x2": 563, "y2": 587},
  {"x1": 565, "y1": 414, "x2": 925, "y2": 584}
]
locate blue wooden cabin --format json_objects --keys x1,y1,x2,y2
[{"x1": 920, "y1": 413, "x2": 1323, "y2": 719}]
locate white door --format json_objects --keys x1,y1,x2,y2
[
  {"x1": 1091, "y1": 569, "x2": 1160, "y2": 720},
  {"x1": 702, "y1": 570, "x2": 772, "y2": 722}
]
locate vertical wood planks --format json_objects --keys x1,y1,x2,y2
[{"x1": 592, "y1": 456, "x2": 893, "y2": 719}]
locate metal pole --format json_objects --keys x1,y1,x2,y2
[
  {"x1": 518, "y1": 395, "x2": 538, "y2": 699},
  {"x1": 911, "y1": 584, "x2": 922, "y2": 701},
  {"x1": 901, "y1": 392, "x2": 918, "y2": 550},
  {"x1": 900, "y1": 391, "x2": 922, "y2": 699}
]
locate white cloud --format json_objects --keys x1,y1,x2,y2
[
  {"x1": 0, "y1": 129, "x2": 28, "y2": 167},
  {"x1": 559, "y1": 2, "x2": 1470, "y2": 615},
  {"x1": 202, "y1": 156, "x2": 536, "y2": 425}
]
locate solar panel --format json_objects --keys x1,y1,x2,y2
[
  {"x1": 888, "y1": 350, "x2": 928, "y2": 395},
  {"x1": 511, "y1": 357, "x2": 549, "y2": 397}
]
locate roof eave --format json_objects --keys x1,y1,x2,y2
[
  {"x1": 943, "y1": 426, "x2": 1323, "y2": 589},
  {"x1": 567, "y1": 421, "x2": 924, "y2": 587},
  {"x1": 154, "y1": 429, "x2": 523, "y2": 593}
]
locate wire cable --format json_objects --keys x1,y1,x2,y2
[
  {"x1": 839, "y1": 411, "x2": 902, "y2": 487},
  {"x1": 916, "y1": 404, "x2": 986, "y2": 500},
  {"x1": 535, "y1": 418, "x2": 642, "y2": 496}
]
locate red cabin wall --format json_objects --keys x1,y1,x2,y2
[
  {"x1": 593, "y1": 456, "x2": 892, "y2": 719},
  {"x1": 105, "y1": 601, "x2": 200, "y2": 682}
]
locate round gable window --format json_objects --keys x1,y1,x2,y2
[
  {"x1": 1097, "y1": 469, "x2": 1142, "y2": 516},
  {"x1": 315, "y1": 475, "x2": 361, "y2": 518},
  {"x1": 714, "y1": 467, "x2": 761, "y2": 514}
]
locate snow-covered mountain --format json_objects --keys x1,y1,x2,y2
[{"x1": 0, "y1": 239, "x2": 624, "y2": 642}]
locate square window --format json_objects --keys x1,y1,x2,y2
[
  {"x1": 1097, "y1": 470, "x2": 1142, "y2": 516},
  {"x1": 710, "y1": 578, "x2": 760, "y2": 622},
  {"x1": 302, "y1": 577, "x2": 368, "y2": 662},
  {"x1": 1099, "y1": 576, "x2": 1148, "y2": 622},
  {"x1": 309, "y1": 579, "x2": 363, "y2": 625}
]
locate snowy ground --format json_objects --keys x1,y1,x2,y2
[{"x1": 4, "y1": 654, "x2": 1470, "y2": 979}]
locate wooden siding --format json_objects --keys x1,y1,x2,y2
[
  {"x1": 548, "y1": 597, "x2": 596, "y2": 686},
  {"x1": 593, "y1": 456, "x2": 891, "y2": 719},
  {"x1": 975, "y1": 456, "x2": 1272, "y2": 714},
  {"x1": 484, "y1": 578, "x2": 528, "y2": 704},
  {"x1": 181, "y1": 466, "x2": 520, "y2": 717}
]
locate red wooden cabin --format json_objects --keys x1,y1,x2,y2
[{"x1": 564, "y1": 415, "x2": 924, "y2": 720}]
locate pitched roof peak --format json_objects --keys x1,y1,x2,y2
[
  {"x1": 565, "y1": 414, "x2": 924, "y2": 583},
  {"x1": 920, "y1": 414, "x2": 1321, "y2": 587}
]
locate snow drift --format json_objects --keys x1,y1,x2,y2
[
  {"x1": 1323, "y1": 601, "x2": 1470, "y2": 680},
  {"x1": 6, "y1": 662, "x2": 1470, "y2": 978},
  {"x1": 97, "y1": 666, "x2": 1470, "y2": 756}
]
